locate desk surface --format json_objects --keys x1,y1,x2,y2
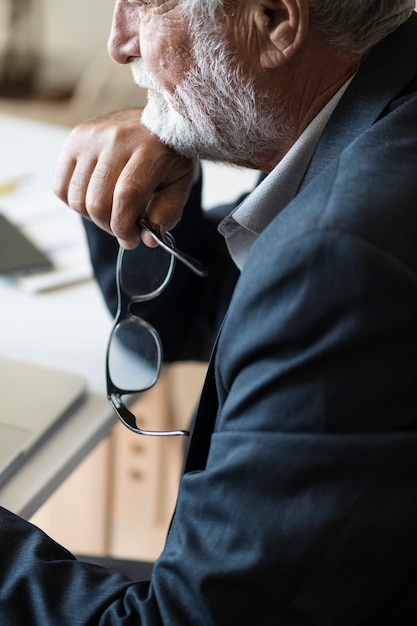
[{"x1": 0, "y1": 113, "x2": 115, "y2": 517}]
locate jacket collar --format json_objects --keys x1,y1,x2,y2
[{"x1": 302, "y1": 12, "x2": 417, "y2": 188}]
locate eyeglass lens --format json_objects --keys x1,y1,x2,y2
[
  {"x1": 118, "y1": 235, "x2": 173, "y2": 300},
  {"x1": 108, "y1": 317, "x2": 161, "y2": 392},
  {"x1": 108, "y1": 241, "x2": 173, "y2": 393}
]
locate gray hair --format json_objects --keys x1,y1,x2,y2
[
  {"x1": 308, "y1": 0, "x2": 415, "y2": 55},
  {"x1": 183, "y1": 0, "x2": 415, "y2": 55},
  {"x1": 183, "y1": 0, "x2": 230, "y2": 21}
]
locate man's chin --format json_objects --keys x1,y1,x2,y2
[
  {"x1": 141, "y1": 99, "x2": 194, "y2": 154},
  {"x1": 141, "y1": 99, "x2": 171, "y2": 137},
  {"x1": 141, "y1": 93, "x2": 225, "y2": 161}
]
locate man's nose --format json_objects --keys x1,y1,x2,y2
[{"x1": 108, "y1": 0, "x2": 141, "y2": 65}]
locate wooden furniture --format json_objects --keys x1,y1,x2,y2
[{"x1": 31, "y1": 363, "x2": 207, "y2": 561}]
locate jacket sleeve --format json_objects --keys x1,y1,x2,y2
[
  {"x1": 163, "y1": 226, "x2": 417, "y2": 625},
  {"x1": 146, "y1": 226, "x2": 417, "y2": 626},
  {"x1": 83, "y1": 170, "x2": 240, "y2": 363},
  {"x1": 1, "y1": 226, "x2": 417, "y2": 625}
]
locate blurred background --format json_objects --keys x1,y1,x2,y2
[
  {"x1": 0, "y1": 0, "x2": 147, "y2": 125},
  {"x1": 0, "y1": 0, "x2": 222, "y2": 567},
  {"x1": 1, "y1": 0, "x2": 415, "y2": 567},
  {"x1": 0, "y1": 0, "x2": 200, "y2": 565}
]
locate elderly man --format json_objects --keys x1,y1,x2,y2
[{"x1": 1, "y1": 1, "x2": 417, "y2": 624}]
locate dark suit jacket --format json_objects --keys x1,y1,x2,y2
[{"x1": 1, "y1": 13, "x2": 417, "y2": 625}]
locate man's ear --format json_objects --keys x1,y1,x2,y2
[{"x1": 253, "y1": 0, "x2": 309, "y2": 69}]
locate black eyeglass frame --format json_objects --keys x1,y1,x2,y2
[{"x1": 106, "y1": 228, "x2": 195, "y2": 437}]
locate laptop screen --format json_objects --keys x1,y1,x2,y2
[{"x1": 0, "y1": 213, "x2": 53, "y2": 275}]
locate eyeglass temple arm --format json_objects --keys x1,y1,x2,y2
[
  {"x1": 109, "y1": 393, "x2": 190, "y2": 437},
  {"x1": 138, "y1": 218, "x2": 209, "y2": 278}
]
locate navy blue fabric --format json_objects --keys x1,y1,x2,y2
[{"x1": 1, "y1": 14, "x2": 417, "y2": 625}]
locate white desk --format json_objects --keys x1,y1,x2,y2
[{"x1": 0, "y1": 113, "x2": 115, "y2": 518}]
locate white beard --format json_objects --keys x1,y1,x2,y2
[
  {"x1": 130, "y1": 27, "x2": 292, "y2": 166},
  {"x1": 139, "y1": 82, "x2": 211, "y2": 159},
  {"x1": 131, "y1": 58, "x2": 229, "y2": 161}
]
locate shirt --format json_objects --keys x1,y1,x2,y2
[{"x1": 218, "y1": 81, "x2": 353, "y2": 270}]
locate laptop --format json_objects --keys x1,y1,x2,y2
[
  {"x1": 0, "y1": 356, "x2": 86, "y2": 486},
  {"x1": 0, "y1": 213, "x2": 53, "y2": 276}
]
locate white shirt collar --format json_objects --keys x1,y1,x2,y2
[{"x1": 218, "y1": 80, "x2": 353, "y2": 270}]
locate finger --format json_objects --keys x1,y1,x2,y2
[
  {"x1": 66, "y1": 156, "x2": 99, "y2": 219},
  {"x1": 144, "y1": 170, "x2": 195, "y2": 231},
  {"x1": 110, "y1": 156, "x2": 155, "y2": 248},
  {"x1": 83, "y1": 150, "x2": 128, "y2": 233},
  {"x1": 52, "y1": 150, "x2": 77, "y2": 206},
  {"x1": 53, "y1": 124, "x2": 97, "y2": 206}
]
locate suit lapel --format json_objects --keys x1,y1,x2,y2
[{"x1": 183, "y1": 355, "x2": 218, "y2": 473}]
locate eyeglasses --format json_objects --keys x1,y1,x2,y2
[{"x1": 106, "y1": 218, "x2": 208, "y2": 436}]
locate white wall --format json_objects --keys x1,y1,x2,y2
[
  {"x1": 39, "y1": 0, "x2": 147, "y2": 118},
  {"x1": 0, "y1": 0, "x2": 119, "y2": 87},
  {"x1": 41, "y1": 0, "x2": 115, "y2": 62},
  {"x1": 0, "y1": 0, "x2": 146, "y2": 124}
]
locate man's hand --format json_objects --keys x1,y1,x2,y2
[{"x1": 53, "y1": 108, "x2": 196, "y2": 249}]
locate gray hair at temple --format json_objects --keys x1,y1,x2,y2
[
  {"x1": 308, "y1": 0, "x2": 415, "y2": 55},
  {"x1": 184, "y1": 0, "x2": 416, "y2": 56}
]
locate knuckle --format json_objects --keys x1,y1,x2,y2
[
  {"x1": 114, "y1": 170, "x2": 149, "y2": 208},
  {"x1": 67, "y1": 196, "x2": 86, "y2": 214},
  {"x1": 115, "y1": 183, "x2": 142, "y2": 208},
  {"x1": 86, "y1": 201, "x2": 109, "y2": 224},
  {"x1": 109, "y1": 212, "x2": 127, "y2": 236},
  {"x1": 110, "y1": 213, "x2": 137, "y2": 243},
  {"x1": 66, "y1": 184, "x2": 86, "y2": 213},
  {"x1": 52, "y1": 180, "x2": 66, "y2": 202},
  {"x1": 87, "y1": 197, "x2": 115, "y2": 225}
]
